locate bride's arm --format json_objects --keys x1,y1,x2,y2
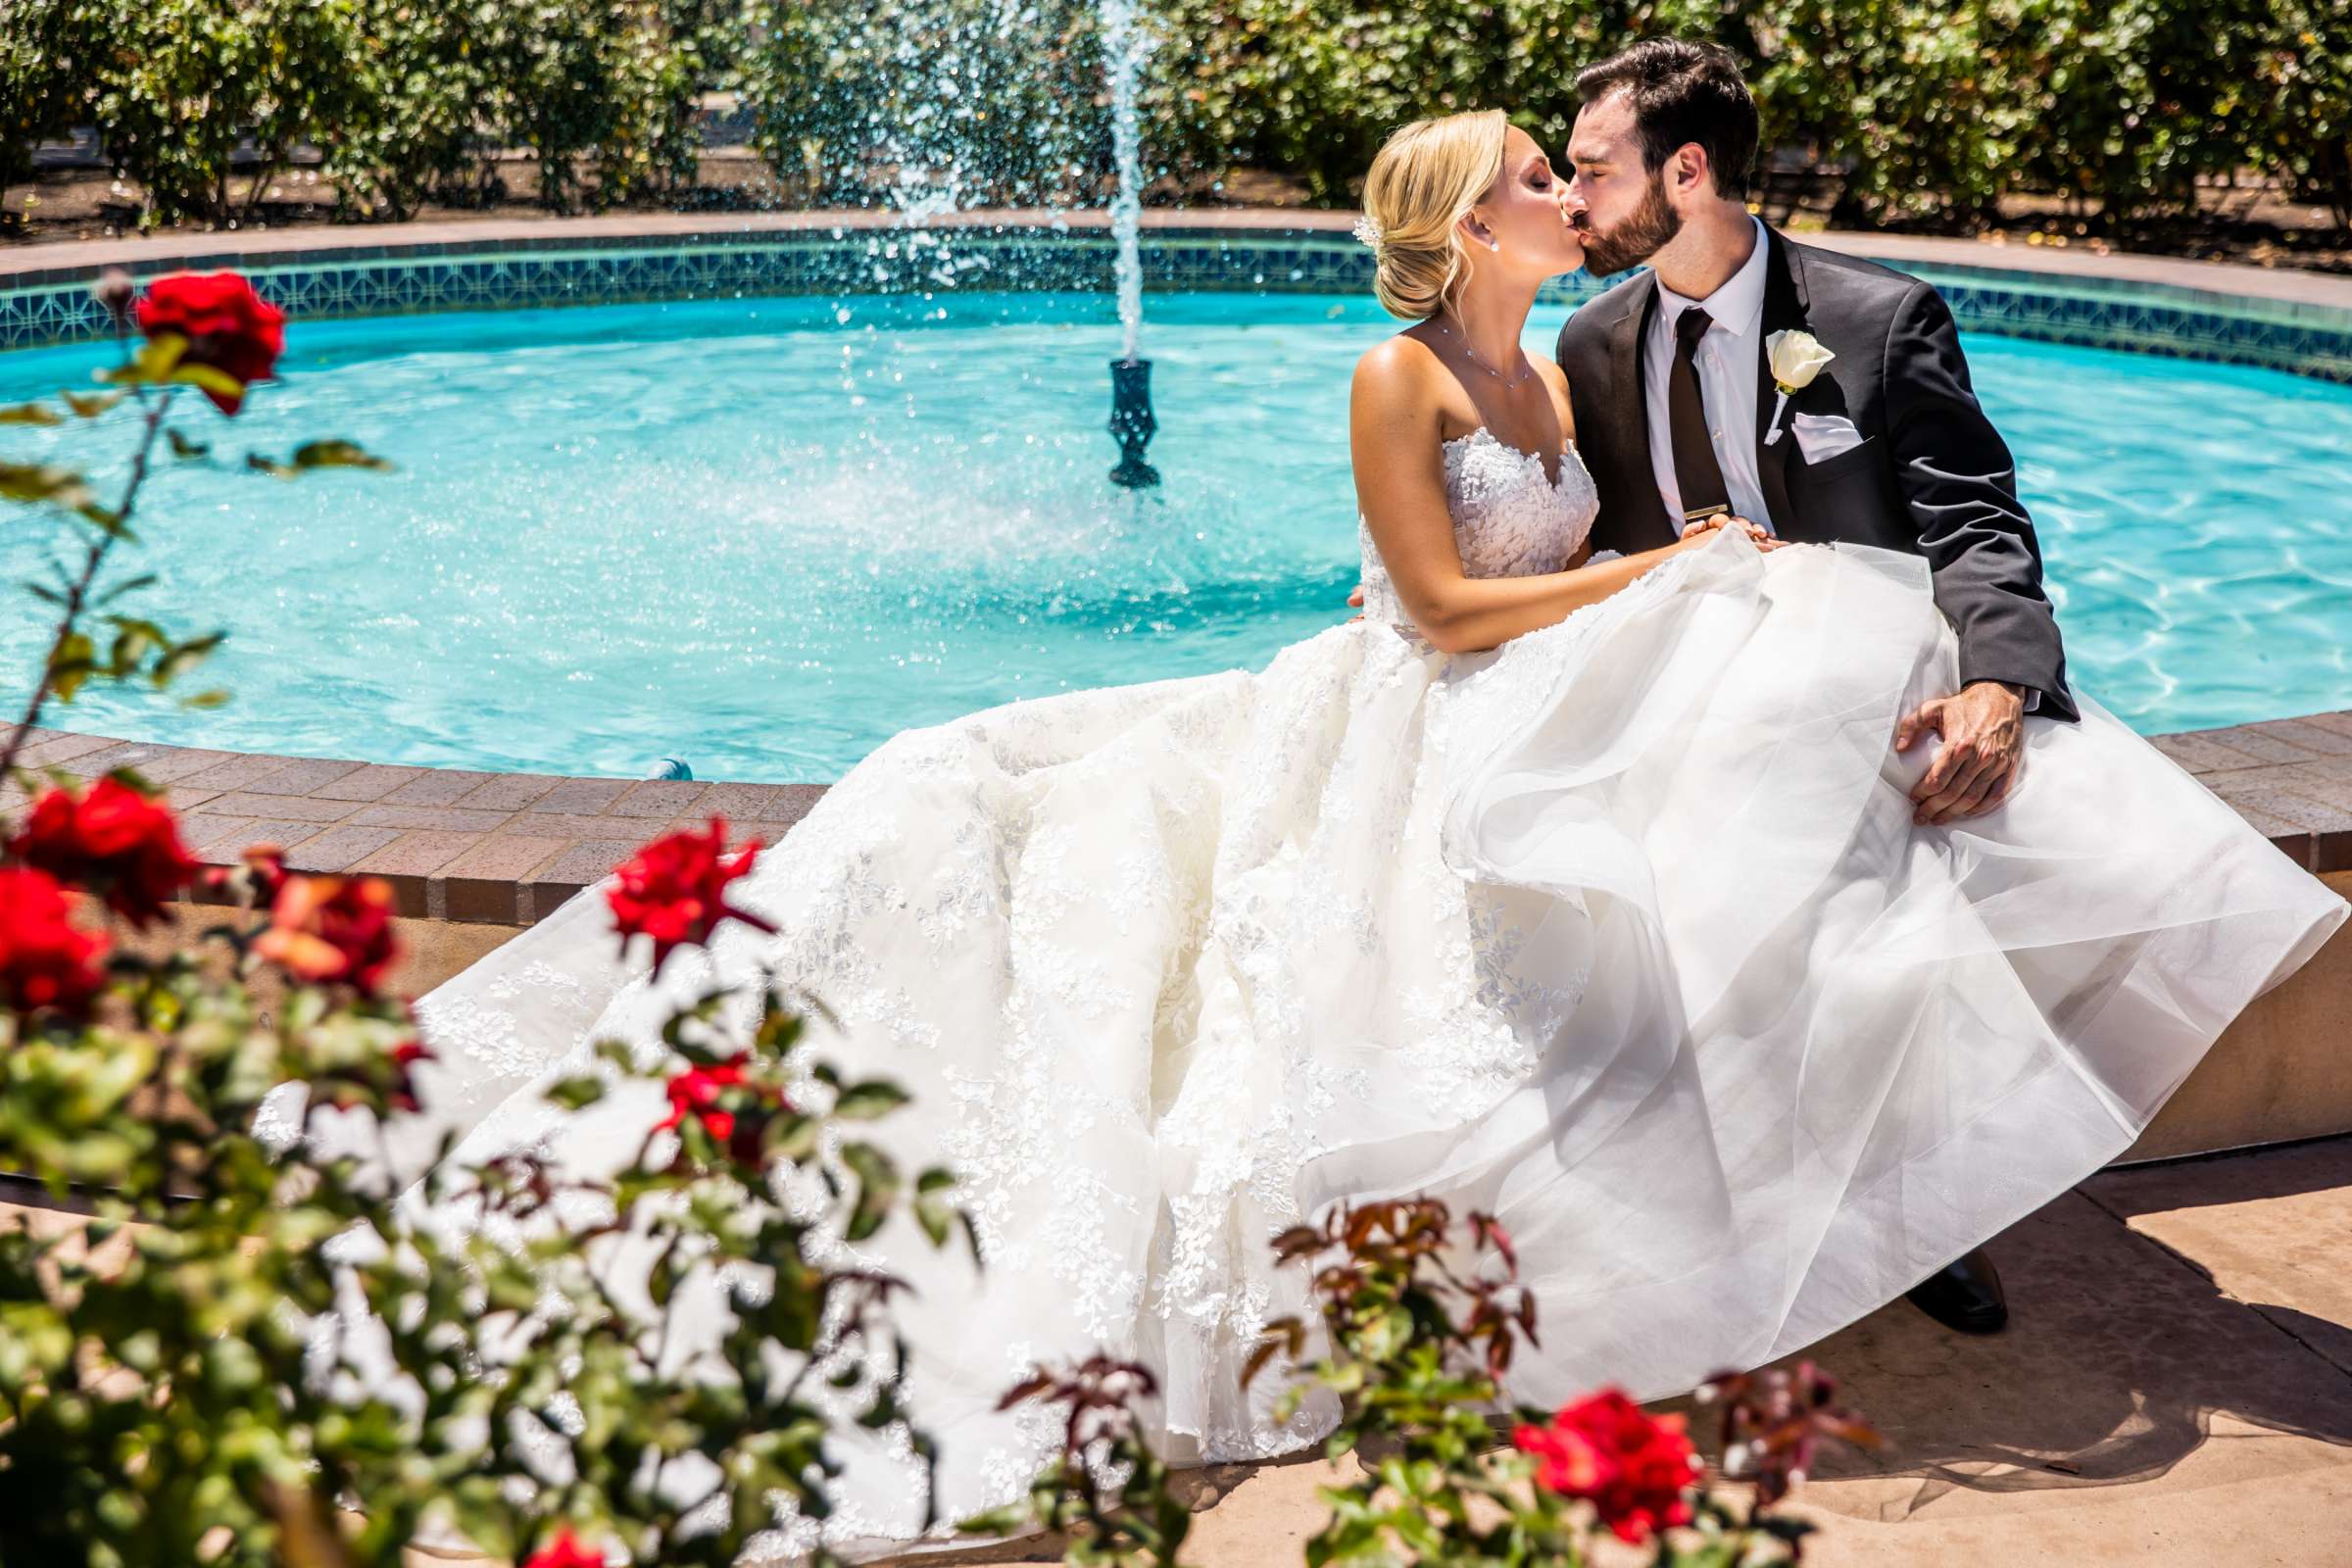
[{"x1": 1351, "y1": 344, "x2": 1707, "y2": 657}]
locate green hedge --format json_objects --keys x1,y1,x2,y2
[
  {"x1": 1136, "y1": 0, "x2": 2349, "y2": 229},
  {"x1": 3, "y1": 0, "x2": 726, "y2": 225},
  {"x1": 4, "y1": 0, "x2": 2345, "y2": 233}
]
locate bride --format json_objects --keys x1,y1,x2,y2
[{"x1": 381, "y1": 110, "x2": 2344, "y2": 1559}]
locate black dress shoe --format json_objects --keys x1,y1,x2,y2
[{"x1": 1903, "y1": 1245, "x2": 2007, "y2": 1333}]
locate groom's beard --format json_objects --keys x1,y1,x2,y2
[{"x1": 1577, "y1": 176, "x2": 1682, "y2": 277}]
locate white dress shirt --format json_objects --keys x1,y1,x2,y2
[
  {"x1": 1643, "y1": 214, "x2": 1774, "y2": 534},
  {"x1": 1638, "y1": 218, "x2": 2038, "y2": 710}
]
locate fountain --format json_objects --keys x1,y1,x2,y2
[{"x1": 1100, "y1": 0, "x2": 1159, "y2": 489}]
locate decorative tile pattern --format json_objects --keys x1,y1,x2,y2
[{"x1": 5, "y1": 224, "x2": 2347, "y2": 382}]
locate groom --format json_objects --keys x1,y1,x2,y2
[{"x1": 1556, "y1": 38, "x2": 2076, "y2": 1334}]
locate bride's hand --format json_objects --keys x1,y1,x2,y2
[{"x1": 1680, "y1": 514, "x2": 1788, "y2": 551}]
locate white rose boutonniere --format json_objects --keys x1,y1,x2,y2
[{"x1": 1762, "y1": 328, "x2": 1835, "y2": 446}]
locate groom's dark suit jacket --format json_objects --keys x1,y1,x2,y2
[{"x1": 1555, "y1": 225, "x2": 2079, "y2": 721}]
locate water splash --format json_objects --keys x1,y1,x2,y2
[
  {"x1": 1100, "y1": 0, "x2": 1152, "y2": 362},
  {"x1": 743, "y1": 0, "x2": 1109, "y2": 287}
]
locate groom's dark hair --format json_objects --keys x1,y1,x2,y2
[{"x1": 1575, "y1": 38, "x2": 1757, "y2": 201}]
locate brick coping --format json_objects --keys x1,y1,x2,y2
[
  {"x1": 7, "y1": 207, "x2": 2351, "y2": 316},
  {"x1": 6, "y1": 711, "x2": 2351, "y2": 927}
]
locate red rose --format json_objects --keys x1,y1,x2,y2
[
  {"x1": 606, "y1": 816, "x2": 777, "y2": 976},
  {"x1": 517, "y1": 1528, "x2": 604, "y2": 1568},
  {"x1": 658, "y1": 1051, "x2": 791, "y2": 1164},
  {"x1": 388, "y1": 1039, "x2": 435, "y2": 1114},
  {"x1": 660, "y1": 1054, "x2": 742, "y2": 1140},
  {"x1": 133, "y1": 270, "x2": 285, "y2": 416},
  {"x1": 0, "y1": 866, "x2": 111, "y2": 1016},
  {"x1": 9, "y1": 777, "x2": 202, "y2": 928},
  {"x1": 1514, "y1": 1388, "x2": 1700, "y2": 1544},
  {"x1": 254, "y1": 874, "x2": 401, "y2": 996}
]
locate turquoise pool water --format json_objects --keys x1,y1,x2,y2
[{"x1": 1, "y1": 290, "x2": 2347, "y2": 782}]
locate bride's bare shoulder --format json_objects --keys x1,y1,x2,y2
[
  {"x1": 1351, "y1": 332, "x2": 1451, "y2": 438},
  {"x1": 1353, "y1": 330, "x2": 1445, "y2": 389}
]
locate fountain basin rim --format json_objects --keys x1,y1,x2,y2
[
  {"x1": 7, "y1": 711, "x2": 2350, "y2": 929},
  {"x1": 4, "y1": 209, "x2": 2347, "y2": 385},
  {"x1": 0, "y1": 209, "x2": 2345, "y2": 313}
]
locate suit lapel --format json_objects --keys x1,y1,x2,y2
[
  {"x1": 1752, "y1": 226, "x2": 1809, "y2": 538},
  {"x1": 1607, "y1": 273, "x2": 1675, "y2": 544}
]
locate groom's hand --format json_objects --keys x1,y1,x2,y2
[
  {"x1": 1346, "y1": 583, "x2": 1365, "y2": 623},
  {"x1": 1895, "y1": 680, "x2": 2026, "y2": 824},
  {"x1": 1679, "y1": 514, "x2": 1790, "y2": 551}
]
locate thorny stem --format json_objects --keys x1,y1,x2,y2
[{"x1": 0, "y1": 384, "x2": 179, "y2": 783}]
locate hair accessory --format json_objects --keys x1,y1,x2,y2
[{"x1": 1351, "y1": 212, "x2": 1383, "y2": 249}]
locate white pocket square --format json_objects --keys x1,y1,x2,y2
[{"x1": 1790, "y1": 411, "x2": 1866, "y2": 464}]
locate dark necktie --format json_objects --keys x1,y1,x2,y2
[{"x1": 1668, "y1": 305, "x2": 1733, "y2": 524}]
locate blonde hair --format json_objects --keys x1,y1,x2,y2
[{"x1": 1359, "y1": 110, "x2": 1509, "y2": 320}]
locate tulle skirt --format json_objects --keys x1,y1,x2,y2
[{"x1": 366, "y1": 523, "x2": 2344, "y2": 1561}]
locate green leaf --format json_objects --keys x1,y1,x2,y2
[
  {"x1": 74, "y1": 502, "x2": 134, "y2": 541},
  {"x1": 0, "y1": 462, "x2": 94, "y2": 510},
  {"x1": 177, "y1": 688, "x2": 230, "y2": 710},
  {"x1": 543, "y1": 1075, "x2": 609, "y2": 1110},
  {"x1": 833, "y1": 1080, "x2": 911, "y2": 1119},
  {"x1": 62, "y1": 389, "x2": 128, "y2": 418},
  {"x1": 96, "y1": 572, "x2": 158, "y2": 605},
  {"x1": 647, "y1": 1242, "x2": 679, "y2": 1307},
  {"x1": 0, "y1": 402, "x2": 63, "y2": 426},
  {"x1": 105, "y1": 616, "x2": 163, "y2": 676},
  {"x1": 291, "y1": 439, "x2": 396, "y2": 472},
  {"x1": 245, "y1": 452, "x2": 297, "y2": 479},
  {"x1": 840, "y1": 1140, "x2": 900, "y2": 1243},
  {"x1": 152, "y1": 632, "x2": 223, "y2": 689},
  {"x1": 164, "y1": 427, "x2": 211, "y2": 460},
  {"x1": 1355, "y1": 1305, "x2": 1413, "y2": 1361},
  {"x1": 49, "y1": 631, "x2": 96, "y2": 702},
  {"x1": 168, "y1": 363, "x2": 246, "y2": 403},
  {"x1": 97, "y1": 332, "x2": 186, "y2": 386}
]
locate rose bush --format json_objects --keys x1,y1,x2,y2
[{"x1": 0, "y1": 269, "x2": 977, "y2": 1567}]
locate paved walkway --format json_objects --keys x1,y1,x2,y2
[{"x1": 876, "y1": 1137, "x2": 2352, "y2": 1567}]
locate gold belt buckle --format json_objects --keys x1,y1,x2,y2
[{"x1": 1681, "y1": 503, "x2": 1730, "y2": 523}]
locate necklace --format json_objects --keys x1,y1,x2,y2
[{"x1": 1430, "y1": 315, "x2": 1538, "y2": 389}]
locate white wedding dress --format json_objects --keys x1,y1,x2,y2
[{"x1": 366, "y1": 427, "x2": 2343, "y2": 1562}]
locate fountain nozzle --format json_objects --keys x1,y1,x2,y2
[{"x1": 1108, "y1": 356, "x2": 1160, "y2": 489}]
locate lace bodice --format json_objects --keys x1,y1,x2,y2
[{"x1": 1356, "y1": 426, "x2": 1600, "y2": 637}]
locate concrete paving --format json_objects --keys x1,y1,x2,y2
[{"x1": 872, "y1": 1137, "x2": 2352, "y2": 1567}]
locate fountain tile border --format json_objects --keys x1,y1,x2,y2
[
  {"x1": 2, "y1": 212, "x2": 2350, "y2": 383},
  {"x1": 4, "y1": 713, "x2": 2350, "y2": 930}
]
